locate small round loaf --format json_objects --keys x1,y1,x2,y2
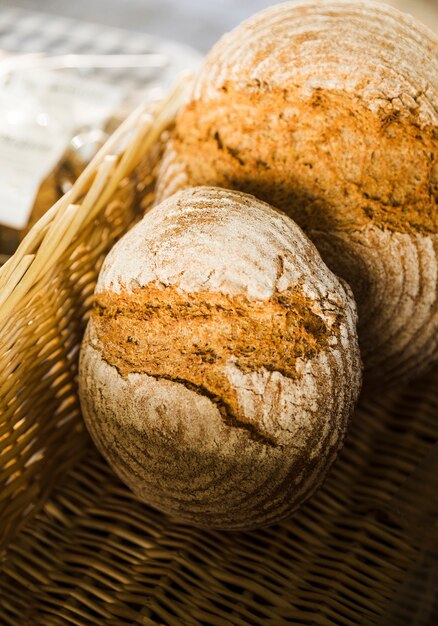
[
  {"x1": 157, "y1": 0, "x2": 438, "y2": 386},
  {"x1": 79, "y1": 187, "x2": 361, "y2": 530}
]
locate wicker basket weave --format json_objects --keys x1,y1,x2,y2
[{"x1": 0, "y1": 78, "x2": 437, "y2": 626}]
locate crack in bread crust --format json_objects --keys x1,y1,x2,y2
[
  {"x1": 170, "y1": 88, "x2": 437, "y2": 237},
  {"x1": 92, "y1": 283, "x2": 340, "y2": 433},
  {"x1": 138, "y1": 374, "x2": 279, "y2": 448}
]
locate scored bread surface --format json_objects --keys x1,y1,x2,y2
[
  {"x1": 156, "y1": 0, "x2": 438, "y2": 385},
  {"x1": 79, "y1": 187, "x2": 361, "y2": 529}
]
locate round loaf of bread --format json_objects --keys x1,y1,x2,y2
[
  {"x1": 79, "y1": 186, "x2": 361, "y2": 530},
  {"x1": 157, "y1": 0, "x2": 438, "y2": 386}
]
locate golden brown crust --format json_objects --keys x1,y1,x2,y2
[
  {"x1": 168, "y1": 89, "x2": 437, "y2": 236},
  {"x1": 91, "y1": 284, "x2": 340, "y2": 445}
]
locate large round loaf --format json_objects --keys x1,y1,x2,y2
[
  {"x1": 79, "y1": 186, "x2": 362, "y2": 530},
  {"x1": 157, "y1": 0, "x2": 438, "y2": 386}
]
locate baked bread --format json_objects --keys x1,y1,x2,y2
[
  {"x1": 79, "y1": 186, "x2": 362, "y2": 530},
  {"x1": 157, "y1": 0, "x2": 438, "y2": 386}
]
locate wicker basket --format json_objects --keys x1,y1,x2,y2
[{"x1": 0, "y1": 77, "x2": 437, "y2": 626}]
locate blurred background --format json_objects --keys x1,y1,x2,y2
[{"x1": 1, "y1": 0, "x2": 437, "y2": 51}]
